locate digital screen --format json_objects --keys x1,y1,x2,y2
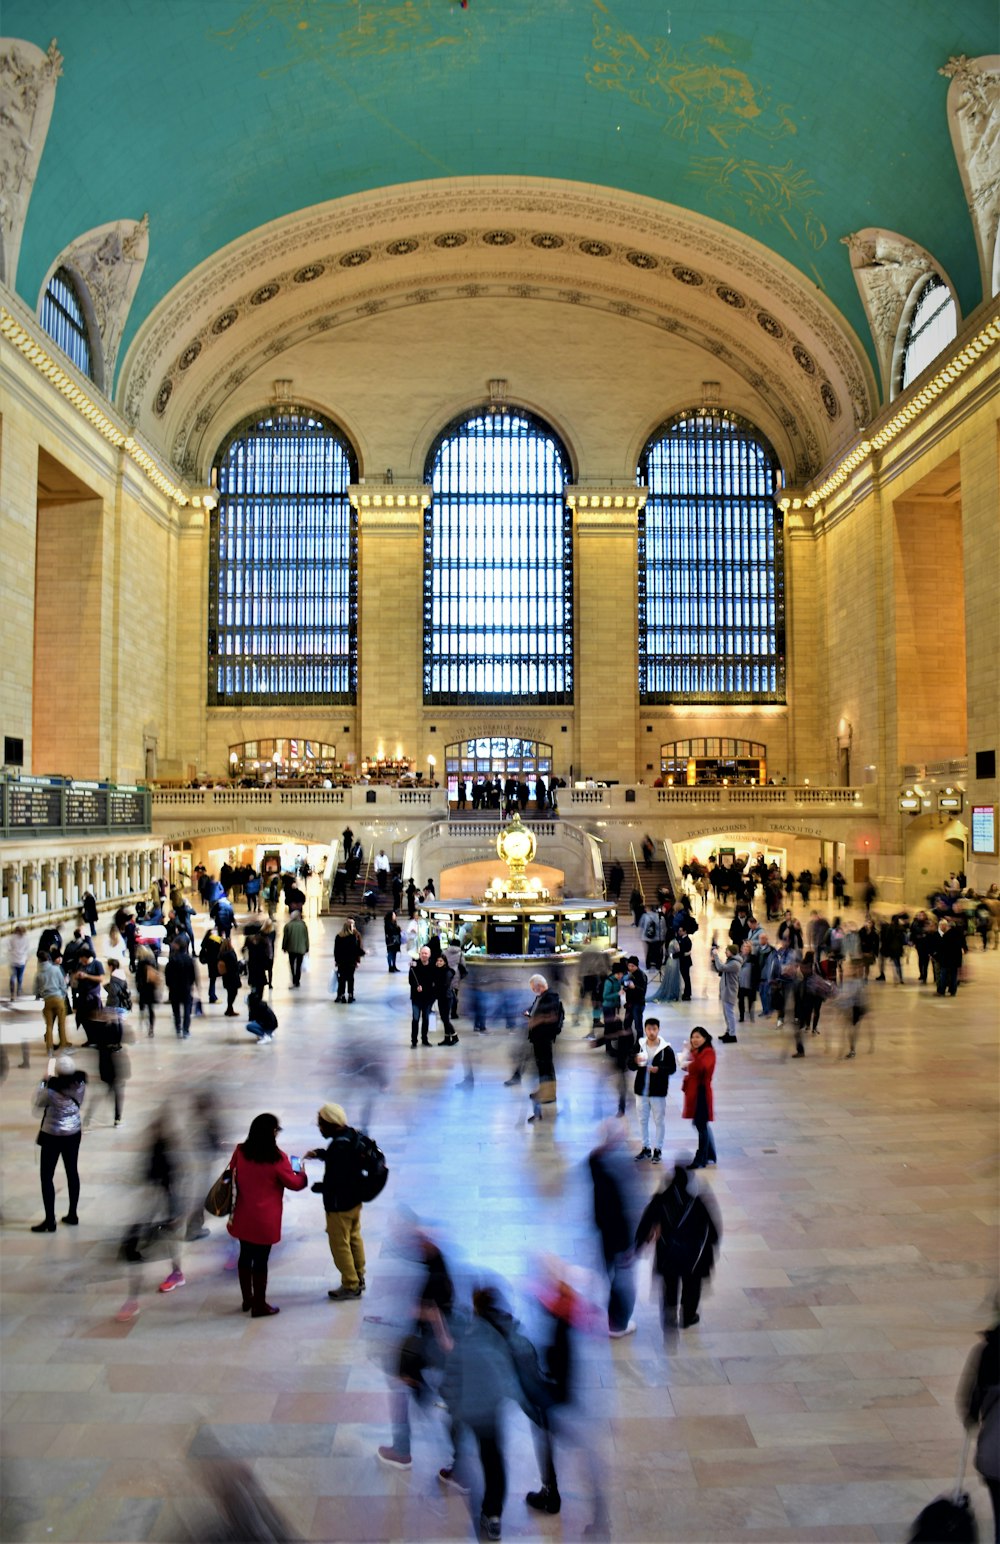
[
  {"x1": 971, "y1": 805, "x2": 996, "y2": 855},
  {"x1": 66, "y1": 787, "x2": 108, "y2": 825},
  {"x1": 486, "y1": 919, "x2": 522, "y2": 955},
  {"x1": 527, "y1": 920, "x2": 557, "y2": 955},
  {"x1": 7, "y1": 783, "x2": 62, "y2": 827},
  {"x1": 109, "y1": 790, "x2": 146, "y2": 826}
]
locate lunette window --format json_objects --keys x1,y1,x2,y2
[
  {"x1": 208, "y1": 407, "x2": 357, "y2": 705},
  {"x1": 39, "y1": 267, "x2": 96, "y2": 381},
  {"x1": 423, "y1": 408, "x2": 573, "y2": 704},
  {"x1": 639, "y1": 410, "x2": 785, "y2": 703},
  {"x1": 900, "y1": 277, "x2": 957, "y2": 390}
]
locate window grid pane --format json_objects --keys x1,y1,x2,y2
[
  {"x1": 901, "y1": 278, "x2": 957, "y2": 389},
  {"x1": 40, "y1": 268, "x2": 94, "y2": 381},
  {"x1": 638, "y1": 411, "x2": 785, "y2": 704},
  {"x1": 423, "y1": 409, "x2": 573, "y2": 705},
  {"x1": 207, "y1": 408, "x2": 357, "y2": 705}
]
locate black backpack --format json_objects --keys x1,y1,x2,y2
[{"x1": 353, "y1": 1130, "x2": 389, "y2": 1202}]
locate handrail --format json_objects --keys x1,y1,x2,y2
[{"x1": 628, "y1": 841, "x2": 644, "y2": 907}]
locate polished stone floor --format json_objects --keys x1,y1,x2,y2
[{"x1": 1, "y1": 900, "x2": 997, "y2": 1544}]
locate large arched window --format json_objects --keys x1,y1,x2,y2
[
  {"x1": 899, "y1": 276, "x2": 957, "y2": 390},
  {"x1": 208, "y1": 407, "x2": 357, "y2": 705},
  {"x1": 639, "y1": 410, "x2": 784, "y2": 703},
  {"x1": 39, "y1": 267, "x2": 97, "y2": 382},
  {"x1": 423, "y1": 408, "x2": 573, "y2": 704}
]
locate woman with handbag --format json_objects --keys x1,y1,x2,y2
[
  {"x1": 31, "y1": 1053, "x2": 87, "y2": 1231},
  {"x1": 227, "y1": 1113, "x2": 308, "y2": 1317}
]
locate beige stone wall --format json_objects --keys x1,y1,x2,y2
[{"x1": 0, "y1": 400, "x2": 40, "y2": 766}]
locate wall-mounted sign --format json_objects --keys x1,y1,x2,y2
[
  {"x1": 971, "y1": 805, "x2": 997, "y2": 855},
  {"x1": 937, "y1": 794, "x2": 964, "y2": 813},
  {"x1": 898, "y1": 795, "x2": 920, "y2": 811}
]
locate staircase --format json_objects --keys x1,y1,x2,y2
[{"x1": 603, "y1": 857, "x2": 676, "y2": 912}]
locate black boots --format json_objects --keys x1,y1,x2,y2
[
  {"x1": 238, "y1": 1263, "x2": 253, "y2": 1312},
  {"x1": 250, "y1": 1267, "x2": 279, "y2": 1317},
  {"x1": 526, "y1": 1486, "x2": 561, "y2": 1515}
]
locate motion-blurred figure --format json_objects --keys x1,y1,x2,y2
[
  {"x1": 194, "y1": 1460, "x2": 298, "y2": 1542},
  {"x1": 589, "y1": 1121, "x2": 640, "y2": 1338},
  {"x1": 636, "y1": 1160, "x2": 721, "y2": 1335},
  {"x1": 958, "y1": 1310, "x2": 1000, "y2": 1542},
  {"x1": 117, "y1": 1109, "x2": 187, "y2": 1319},
  {"x1": 377, "y1": 1218, "x2": 455, "y2": 1471}
]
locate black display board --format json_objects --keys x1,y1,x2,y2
[
  {"x1": 8, "y1": 782, "x2": 62, "y2": 828},
  {"x1": 66, "y1": 787, "x2": 108, "y2": 826},
  {"x1": 109, "y1": 789, "x2": 146, "y2": 826},
  {"x1": 486, "y1": 918, "x2": 523, "y2": 955}
]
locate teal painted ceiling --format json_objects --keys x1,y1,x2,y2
[{"x1": 7, "y1": 0, "x2": 995, "y2": 378}]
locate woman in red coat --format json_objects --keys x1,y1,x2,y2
[
  {"x1": 228, "y1": 1112, "x2": 308, "y2": 1317},
  {"x1": 682, "y1": 1027, "x2": 717, "y2": 1169}
]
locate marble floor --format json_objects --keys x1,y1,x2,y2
[{"x1": 1, "y1": 901, "x2": 998, "y2": 1544}]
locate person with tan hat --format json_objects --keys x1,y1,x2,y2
[{"x1": 306, "y1": 1103, "x2": 367, "y2": 1300}]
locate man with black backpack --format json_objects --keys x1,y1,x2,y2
[{"x1": 306, "y1": 1102, "x2": 388, "y2": 1301}]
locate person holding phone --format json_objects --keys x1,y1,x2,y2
[{"x1": 227, "y1": 1113, "x2": 308, "y2": 1317}]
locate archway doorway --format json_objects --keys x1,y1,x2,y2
[
  {"x1": 659, "y1": 739, "x2": 767, "y2": 786},
  {"x1": 445, "y1": 736, "x2": 553, "y2": 805}
]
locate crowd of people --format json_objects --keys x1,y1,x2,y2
[{"x1": 3, "y1": 846, "x2": 998, "y2": 1544}]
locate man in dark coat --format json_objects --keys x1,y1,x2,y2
[{"x1": 636, "y1": 1162, "x2": 721, "y2": 1333}]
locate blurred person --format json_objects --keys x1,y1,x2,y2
[
  {"x1": 85, "y1": 1006, "x2": 129, "y2": 1128},
  {"x1": 525, "y1": 973, "x2": 563, "y2": 1120},
  {"x1": 377, "y1": 1217, "x2": 456, "y2": 1471},
  {"x1": 607, "y1": 859, "x2": 624, "y2": 901},
  {"x1": 6, "y1": 924, "x2": 30, "y2": 1000},
  {"x1": 408, "y1": 945, "x2": 436, "y2": 1046},
  {"x1": 596, "y1": 962, "x2": 634, "y2": 1116},
  {"x1": 910, "y1": 909, "x2": 936, "y2": 983},
  {"x1": 440, "y1": 1285, "x2": 522, "y2": 1541},
  {"x1": 640, "y1": 903, "x2": 666, "y2": 973},
  {"x1": 629, "y1": 1017, "x2": 677, "y2": 1164},
  {"x1": 710, "y1": 937, "x2": 741, "y2": 1043},
  {"x1": 958, "y1": 1310, "x2": 1000, "y2": 1543},
  {"x1": 737, "y1": 939, "x2": 760, "y2": 1024},
  {"x1": 134, "y1": 943, "x2": 159, "y2": 1036},
  {"x1": 281, "y1": 909, "x2": 309, "y2": 988},
  {"x1": 36, "y1": 924, "x2": 62, "y2": 961},
  {"x1": 246, "y1": 987, "x2": 278, "y2": 1044},
  {"x1": 681, "y1": 1027, "x2": 716, "y2": 1168},
  {"x1": 35, "y1": 948, "x2": 70, "y2": 1053},
  {"x1": 877, "y1": 915, "x2": 905, "y2": 983},
  {"x1": 199, "y1": 921, "x2": 223, "y2": 1003},
  {"x1": 81, "y1": 888, "x2": 98, "y2": 935},
  {"x1": 31, "y1": 1052, "x2": 87, "y2": 1231},
  {"x1": 628, "y1": 885, "x2": 644, "y2": 928},
  {"x1": 836, "y1": 957, "x2": 871, "y2": 1059},
  {"x1": 165, "y1": 934, "x2": 197, "y2": 1037},
  {"x1": 306, "y1": 1103, "x2": 367, "y2": 1299},
  {"x1": 384, "y1": 909, "x2": 403, "y2": 973},
  {"x1": 650, "y1": 936, "x2": 681, "y2": 1003},
  {"x1": 792, "y1": 951, "x2": 836, "y2": 1053},
  {"x1": 777, "y1": 910, "x2": 803, "y2": 952},
  {"x1": 858, "y1": 916, "x2": 880, "y2": 979},
  {"x1": 227, "y1": 1112, "x2": 308, "y2": 1317},
  {"x1": 117, "y1": 1111, "x2": 189, "y2": 1318},
  {"x1": 636, "y1": 1160, "x2": 721, "y2": 1332},
  {"x1": 192, "y1": 1460, "x2": 297, "y2": 1543},
  {"x1": 217, "y1": 936, "x2": 242, "y2": 1016},
  {"x1": 185, "y1": 1089, "x2": 224, "y2": 1241},
  {"x1": 244, "y1": 927, "x2": 271, "y2": 995},
  {"x1": 589, "y1": 1120, "x2": 640, "y2": 1337}
]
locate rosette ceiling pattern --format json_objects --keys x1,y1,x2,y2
[{"x1": 7, "y1": 0, "x2": 994, "y2": 479}]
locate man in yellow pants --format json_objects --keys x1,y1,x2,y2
[{"x1": 306, "y1": 1103, "x2": 366, "y2": 1300}]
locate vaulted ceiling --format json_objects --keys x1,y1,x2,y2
[{"x1": 5, "y1": 0, "x2": 995, "y2": 480}]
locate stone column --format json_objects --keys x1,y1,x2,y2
[
  {"x1": 5, "y1": 860, "x2": 23, "y2": 921},
  {"x1": 350, "y1": 485, "x2": 431, "y2": 774},
  {"x1": 568, "y1": 487, "x2": 645, "y2": 784}
]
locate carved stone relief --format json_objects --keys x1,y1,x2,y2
[
  {"x1": 841, "y1": 229, "x2": 945, "y2": 401},
  {"x1": 940, "y1": 55, "x2": 1000, "y2": 298},
  {"x1": 45, "y1": 215, "x2": 149, "y2": 386},
  {"x1": 0, "y1": 38, "x2": 62, "y2": 287},
  {"x1": 118, "y1": 182, "x2": 875, "y2": 452}
]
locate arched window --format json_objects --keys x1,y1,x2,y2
[
  {"x1": 423, "y1": 408, "x2": 573, "y2": 704},
  {"x1": 900, "y1": 277, "x2": 957, "y2": 390},
  {"x1": 208, "y1": 407, "x2": 357, "y2": 705},
  {"x1": 39, "y1": 267, "x2": 96, "y2": 381},
  {"x1": 639, "y1": 410, "x2": 784, "y2": 703}
]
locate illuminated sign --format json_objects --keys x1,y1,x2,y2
[{"x1": 971, "y1": 805, "x2": 996, "y2": 855}]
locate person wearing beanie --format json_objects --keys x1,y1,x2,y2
[
  {"x1": 306, "y1": 1104, "x2": 367, "y2": 1300},
  {"x1": 32, "y1": 1053, "x2": 87, "y2": 1231}
]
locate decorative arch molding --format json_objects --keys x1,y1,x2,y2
[
  {"x1": 939, "y1": 54, "x2": 1000, "y2": 300},
  {"x1": 38, "y1": 215, "x2": 149, "y2": 390},
  {"x1": 841, "y1": 229, "x2": 958, "y2": 402},
  {"x1": 117, "y1": 178, "x2": 876, "y2": 480},
  {"x1": 0, "y1": 37, "x2": 62, "y2": 289}
]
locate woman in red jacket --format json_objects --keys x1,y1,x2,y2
[
  {"x1": 228, "y1": 1113, "x2": 308, "y2": 1317},
  {"x1": 682, "y1": 1027, "x2": 717, "y2": 1169}
]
